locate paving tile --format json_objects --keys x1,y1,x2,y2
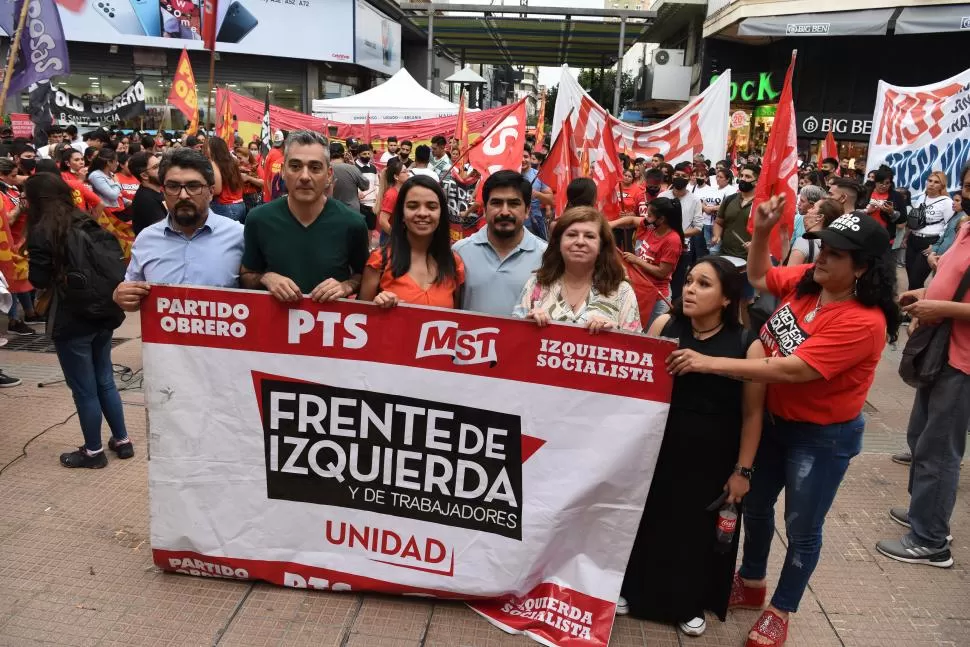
[{"x1": 351, "y1": 595, "x2": 433, "y2": 639}]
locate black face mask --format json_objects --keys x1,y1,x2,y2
[
  {"x1": 695, "y1": 177, "x2": 706, "y2": 186},
  {"x1": 646, "y1": 185, "x2": 661, "y2": 196},
  {"x1": 671, "y1": 177, "x2": 689, "y2": 191},
  {"x1": 530, "y1": 162, "x2": 539, "y2": 169},
  {"x1": 737, "y1": 180, "x2": 756, "y2": 193},
  {"x1": 18, "y1": 158, "x2": 35, "y2": 173}
]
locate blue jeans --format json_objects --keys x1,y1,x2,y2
[
  {"x1": 8, "y1": 292, "x2": 33, "y2": 320},
  {"x1": 739, "y1": 412, "x2": 864, "y2": 612},
  {"x1": 54, "y1": 329, "x2": 129, "y2": 453},
  {"x1": 211, "y1": 201, "x2": 247, "y2": 222},
  {"x1": 646, "y1": 296, "x2": 669, "y2": 329}
]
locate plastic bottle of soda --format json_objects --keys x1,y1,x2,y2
[{"x1": 715, "y1": 502, "x2": 738, "y2": 553}]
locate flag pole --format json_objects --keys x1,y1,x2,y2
[
  {"x1": 0, "y1": 0, "x2": 33, "y2": 120},
  {"x1": 205, "y1": 48, "x2": 216, "y2": 136}
]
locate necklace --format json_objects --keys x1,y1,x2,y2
[
  {"x1": 804, "y1": 291, "x2": 853, "y2": 323},
  {"x1": 692, "y1": 321, "x2": 724, "y2": 338}
]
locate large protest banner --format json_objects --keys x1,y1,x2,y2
[
  {"x1": 552, "y1": 66, "x2": 731, "y2": 166},
  {"x1": 866, "y1": 68, "x2": 970, "y2": 202},
  {"x1": 143, "y1": 286, "x2": 674, "y2": 647}
]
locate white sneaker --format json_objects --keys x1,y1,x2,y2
[
  {"x1": 678, "y1": 616, "x2": 706, "y2": 636},
  {"x1": 615, "y1": 596, "x2": 629, "y2": 616}
]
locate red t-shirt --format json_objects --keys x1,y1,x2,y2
[
  {"x1": 115, "y1": 172, "x2": 139, "y2": 203},
  {"x1": 760, "y1": 264, "x2": 887, "y2": 424},
  {"x1": 61, "y1": 172, "x2": 102, "y2": 212},
  {"x1": 634, "y1": 226, "x2": 681, "y2": 296},
  {"x1": 868, "y1": 190, "x2": 890, "y2": 228},
  {"x1": 924, "y1": 222, "x2": 970, "y2": 373},
  {"x1": 381, "y1": 186, "x2": 399, "y2": 216},
  {"x1": 619, "y1": 183, "x2": 644, "y2": 217}
]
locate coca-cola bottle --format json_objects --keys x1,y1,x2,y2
[{"x1": 715, "y1": 502, "x2": 738, "y2": 553}]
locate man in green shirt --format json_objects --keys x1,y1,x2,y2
[
  {"x1": 240, "y1": 130, "x2": 369, "y2": 302},
  {"x1": 713, "y1": 163, "x2": 760, "y2": 324}
]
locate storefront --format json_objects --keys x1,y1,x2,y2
[
  {"x1": 713, "y1": 70, "x2": 783, "y2": 157},
  {"x1": 796, "y1": 111, "x2": 873, "y2": 167}
]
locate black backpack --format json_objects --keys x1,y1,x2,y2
[{"x1": 61, "y1": 217, "x2": 126, "y2": 320}]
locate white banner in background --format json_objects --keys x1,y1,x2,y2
[
  {"x1": 866, "y1": 68, "x2": 970, "y2": 203},
  {"x1": 144, "y1": 286, "x2": 674, "y2": 647},
  {"x1": 552, "y1": 66, "x2": 731, "y2": 165}
]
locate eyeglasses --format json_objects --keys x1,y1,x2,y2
[{"x1": 163, "y1": 182, "x2": 209, "y2": 196}]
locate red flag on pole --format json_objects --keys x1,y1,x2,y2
[
  {"x1": 454, "y1": 92, "x2": 470, "y2": 155},
  {"x1": 466, "y1": 98, "x2": 528, "y2": 206},
  {"x1": 217, "y1": 88, "x2": 234, "y2": 145},
  {"x1": 538, "y1": 110, "x2": 576, "y2": 217},
  {"x1": 202, "y1": 0, "x2": 218, "y2": 50},
  {"x1": 818, "y1": 130, "x2": 839, "y2": 174},
  {"x1": 362, "y1": 112, "x2": 372, "y2": 148},
  {"x1": 594, "y1": 126, "x2": 622, "y2": 221},
  {"x1": 748, "y1": 51, "x2": 799, "y2": 260},
  {"x1": 533, "y1": 90, "x2": 547, "y2": 153}
]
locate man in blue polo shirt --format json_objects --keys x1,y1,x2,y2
[
  {"x1": 453, "y1": 170, "x2": 547, "y2": 316},
  {"x1": 112, "y1": 148, "x2": 244, "y2": 311},
  {"x1": 520, "y1": 145, "x2": 553, "y2": 240}
]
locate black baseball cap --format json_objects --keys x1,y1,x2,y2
[{"x1": 804, "y1": 211, "x2": 890, "y2": 258}]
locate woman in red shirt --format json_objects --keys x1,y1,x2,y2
[
  {"x1": 665, "y1": 196, "x2": 900, "y2": 647},
  {"x1": 207, "y1": 138, "x2": 246, "y2": 222},
  {"x1": 360, "y1": 175, "x2": 463, "y2": 309},
  {"x1": 618, "y1": 196, "x2": 684, "y2": 326},
  {"x1": 376, "y1": 157, "x2": 410, "y2": 242}
]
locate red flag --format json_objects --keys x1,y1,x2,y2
[
  {"x1": 468, "y1": 98, "x2": 527, "y2": 179},
  {"x1": 818, "y1": 131, "x2": 839, "y2": 174},
  {"x1": 362, "y1": 112, "x2": 372, "y2": 147},
  {"x1": 454, "y1": 92, "x2": 470, "y2": 155},
  {"x1": 202, "y1": 0, "x2": 218, "y2": 50},
  {"x1": 168, "y1": 49, "x2": 199, "y2": 128},
  {"x1": 217, "y1": 88, "x2": 235, "y2": 145},
  {"x1": 731, "y1": 138, "x2": 739, "y2": 176},
  {"x1": 533, "y1": 90, "x2": 547, "y2": 153},
  {"x1": 538, "y1": 111, "x2": 576, "y2": 217},
  {"x1": 748, "y1": 51, "x2": 799, "y2": 260}
]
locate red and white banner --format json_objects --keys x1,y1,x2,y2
[
  {"x1": 552, "y1": 65, "x2": 731, "y2": 166},
  {"x1": 749, "y1": 52, "x2": 798, "y2": 261},
  {"x1": 144, "y1": 286, "x2": 673, "y2": 647},
  {"x1": 866, "y1": 67, "x2": 970, "y2": 203}
]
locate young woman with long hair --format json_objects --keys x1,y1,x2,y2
[
  {"x1": 207, "y1": 137, "x2": 246, "y2": 221},
  {"x1": 514, "y1": 206, "x2": 641, "y2": 333},
  {"x1": 25, "y1": 173, "x2": 131, "y2": 469},
  {"x1": 376, "y1": 157, "x2": 410, "y2": 239},
  {"x1": 906, "y1": 170, "x2": 953, "y2": 290},
  {"x1": 86, "y1": 149, "x2": 126, "y2": 210},
  {"x1": 359, "y1": 175, "x2": 463, "y2": 308},
  {"x1": 666, "y1": 196, "x2": 900, "y2": 647},
  {"x1": 620, "y1": 256, "x2": 765, "y2": 637}
]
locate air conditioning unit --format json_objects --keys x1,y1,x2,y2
[
  {"x1": 652, "y1": 49, "x2": 685, "y2": 66},
  {"x1": 647, "y1": 49, "x2": 690, "y2": 101}
]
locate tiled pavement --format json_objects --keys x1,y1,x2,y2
[{"x1": 0, "y1": 317, "x2": 967, "y2": 647}]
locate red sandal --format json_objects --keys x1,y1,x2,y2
[
  {"x1": 729, "y1": 572, "x2": 767, "y2": 609},
  {"x1": 745, "y1": 609, "x2": 788, "y2": 647}
]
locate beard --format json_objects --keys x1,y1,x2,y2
[
  {"x1": 171, "y1": 200, "x2": 204, "y2": 227},
  {"x1": 491, "y1": 216, "x2": 519, "y2": 238}
]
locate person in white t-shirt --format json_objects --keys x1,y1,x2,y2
[
  {"x1": 694, "y1": 168, "x2": 738, "y2": 252},
  {"x1": 408, "y1": 145, "x2": 440, "y2": 182},
  {"x1": 36, "y1": 126, "x2": 65, "y2": 159},
  {"x1": 379, "y1": 136, "x2": 399, "y2": 164}
]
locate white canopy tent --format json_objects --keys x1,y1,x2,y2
[{"x1": 312, "y1": 69, "x2": 461, "y2": 124}]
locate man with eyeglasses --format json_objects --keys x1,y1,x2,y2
[
  {"x1": 112, "y1": 148, "x2": 245, "y2": 311},
  {"x1": 239, "y1": 130, "x2": 368, "y2": 303}
]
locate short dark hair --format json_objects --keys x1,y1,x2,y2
[
  {"x1": 400, "y1": 139, "x2": 413, "y2": 148},
  {"x1": 821, "y1": 157, "x2": 839, "y2": 168},
  {"x1": 415, "y1": 144, "x2": 431, "y2": 163},
  {"x1": 141, "y1": 135, "x2": 155, "y2": 150},
  {"x1": 482, "y1": 170, "x2": 532, "y2": 206},
  {"x1": 652, "y1": 153, "x2": 665, "y2": 161},
  {"x1": 741, "y1": 163, "x2": 761, "y2": 177},
  {"x1": 65, "y1": 125, "x2": 78, "y2": 137},
  {"x1": 12, "y1": 141, "x2": 34, "y2": 157},
  {"x1": 184, "y1": 135, "x2": 200, "y2": 148},
  {"x1": 357, "y1": 143, "x2": 372, "y2": 153},
  {"x1": 35, "y1": 159, "x2": 59, "y2": 175},
  {"x1": 873, "y1": 168, "x2": 893, "y2": 184},
  {"x1": 644, "y1": 168, "x2": 664, "y2": 183},
  {"x1": 128, "y1": 151, "x2": 155, "y2": 181},
  {"x1": 431, "y1": 135, "x2": 447, "y2": 147},
  {"x1": 330, "y1": 141, "x2": 345, "y2": 158},
  {"x1": 158, "y1": 147, "x2": 216, "y2": 186},
  {"x1": 386, "y1": 135, "x2": 398, "y2": 144},
  {"x1": 673, "y1": 161, "x2": 692, "y2": 173}
]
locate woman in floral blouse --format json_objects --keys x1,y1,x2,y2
[{"x1": 514, "y1": 206, "x2": 642, "y2": 333}]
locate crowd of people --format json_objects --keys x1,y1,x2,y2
[{"x1": 1, "y1": 119, "x2": 968, "y2": 647}]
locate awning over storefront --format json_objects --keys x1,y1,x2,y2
[
  {"x1": 895, "y1": 3, "x2": 970, "y2": 35},
  {"x1": 737, "y1": 8, "x2": 896, "y2": 37}
]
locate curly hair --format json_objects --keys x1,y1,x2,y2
[
  {"x1": 536, "y1": 206, "x2": 626, "y2": 295},
  {"x1": 793, "y1": 248, "x2": 900, "y2": 344}
]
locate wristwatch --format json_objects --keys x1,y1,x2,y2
[{"x1": 734, "y1": 465, "x2": 754, "y2": 479}]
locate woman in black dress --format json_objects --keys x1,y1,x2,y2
[{"x1": 620, "y1": 255, "x2": 765, "y2": 636}]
